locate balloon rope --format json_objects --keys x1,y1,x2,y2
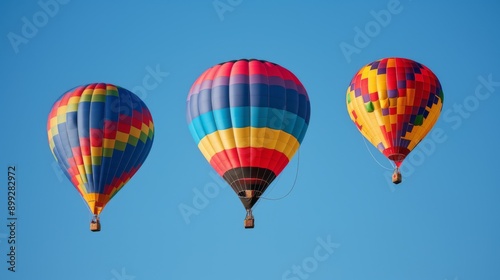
[
  {"x1": 258, "y1": 149, "x2": 300, "y2": 200},
  {"x1": 361, "y1": 135, "x2": 394, "y2": 171}
]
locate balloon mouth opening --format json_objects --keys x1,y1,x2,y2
[
  {"x1": 234, "y1": 179, "x2": 269, "y2": 197},
  {"x1": 237, "y1": 187, "x2": 265, "y2": 210},
  {"x1": 83, "y1": 194, "x2": 110, "y2": 215},
  {"x1": 237, "y1": 189, "x2": 263, "y2": 199},
  {"x1": 234, "y1": 179, "x2": 268, "y2": 210},
  {"x1": 383, "y1": 147, "x2": 411, "y2": 167},
  {"x1": 222, "y1": 167, "x2": 277, "y2": 209}
]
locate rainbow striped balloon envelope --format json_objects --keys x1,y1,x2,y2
[
  {"x1": 186, "y1": 59, "x2": 311, "y2": 225},
  {"x1": 47, "y1": 83, "x2": 154, "y2": 226},
  {"x1": 346, "y1": 57, "x2": 444, "y2": 183}
]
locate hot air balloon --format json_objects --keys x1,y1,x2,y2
[
  {"x1": 47, "y1": 83, "x2": 155, "y2": 231},
  {"x1": 346, "y1": 57, "x2": 444, "y2": 184},
  {"x1": 186, "y1": 59, "x2": 311, "y2": 228}
]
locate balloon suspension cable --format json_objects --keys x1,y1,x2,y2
[
  {"x1": 258, "y1": 149, "x2": 301, "y2": 201},
  {"x1": 246, "y1": 209, "x2": 253, "y2": 219},
  {"x1": 244, "y1": 208, "x2": 255, "y2": 229},
  {"x1": 361, "y1": 135, "x2": 394, "y2": 171}
]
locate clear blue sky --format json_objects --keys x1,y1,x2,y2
[{"x1": 1, "y1": 1, "x2": 499, "y2": 279}]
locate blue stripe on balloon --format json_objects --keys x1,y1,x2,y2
[
  {"x1": 188, "y1": 117, "x2": 203, "y2": 143},
  {"x1": 99, "y1": 94, "x2": 119, "y2": 191},
  {"x1": 199, "y1": 112, "x2": 218, "y2": 134},
  {"x1": 77, "y1": 101, "x2": 90, "y2": 138},
  {"x1": 211, "y1": 86, "x2": 230, "y2": 110},
  {"x1": 228, "y1": 84, "x2": 250, "y2": 107},
  {"x1": 103, "y1": 88, "x2": 133, "y2": 192},
  {"x1": 105, "y1": 94, "x2": 120, "y2": 121},
  {"x1": 52, "y1": 125, "x2": 72, "y2": 176},
  {"x1": 231, "y1": 106, "x2": 249, "y2": 127},
  {"x1": 187, "y1": 84, "x2": 308, "y2": 122},
  {"x1": 213, "y1": 108, "x2": 232, "y2": 130},
  {"x1": 112, "y1": 142, "x2": 134, "y2": 188},
  {"x1": 89, "y1": 101, "x2": 105, "y2": 129},
  {"x1": 89, "y1": 98, "x2": 105, "y2": 190},
  {"x1": 104, "y1": 148, "x2": 123, "y2": 186},
  {"x1": 65, "y1": 111, "x2": 79, "y2": 148},
  {"x1": 198, "y1": 88, "x2": 213, "y2": 115},
  {"x1": 188, "y1": 107, "x2": 308, "y2": 144},
  {"x1": 121, "y1": 135, "x2": 147, "y2": 179}
]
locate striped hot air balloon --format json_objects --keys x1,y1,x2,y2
[
  {"x1": 346, "y1": 57, "x2": 444, "y2": 184},
  {"x1": 47, "y1": 83, "x2": 154, "y2": 231},
  {"x1": 186, "y1": 59, "x2": 311, "y2": 228}
]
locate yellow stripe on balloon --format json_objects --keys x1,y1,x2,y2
[
  {"x1": 405, "y1": 102, "x2": 443, "y2": 150},
  {"x1": 103, "y1": 139, "x2": 115, "y2": 149},
  {"x1": 75, "y1": 167, "x2": 88, "y2": 186},
  {"x1": 116, "y1": 131, "x2": 130, "y2": 143},
  {"x1": 377, "y1": 74, "x2": 388, "y2": 100},
  {"x1": 91, "y1": 147, "x2": 102, "y2": 157},
  {"x1": 82, "y1": 193, "x2": 111, "y2": 215},
  {"x1": 197, "y1": 127, "x2": 300, "y2": 162},
  {"x1": 67, "y1": 96, "x2": 80, "y2": 112},
  {"x1": 397, "y1": 98, "x2": 405, "y2": 114},
  {"x1": 348, "y1": 88, "x2": 391, "y2": 150},
  {"x1": 49, "y1": 116, "x2": 58, "y2": 130},
  {"x1": 130, "y1": 126, "x2": 141, "y2": 139}
]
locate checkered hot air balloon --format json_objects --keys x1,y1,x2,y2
[
  {"x1": 186, "y1": 59, "x2": 311, "y2": 228},
  {"x1": 47, "y1": 83, "x2": 155, "y2": 231},
  {"x1": 346, "y1": 57, "x2": 444, "y2": 184}
]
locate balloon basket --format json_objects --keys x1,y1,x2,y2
[
  {"x1": 90, "y1": 220, "x2": 101, "y2": 232},
  {"x1": 244, "y1": 208, "x2": 254, "y2": 229},
  {"x1": 392, "y1": 170, "x2": 402, "y2": 184},
  {"x1": 244, "y1": 218, "x2": 254, "y2": 229}
]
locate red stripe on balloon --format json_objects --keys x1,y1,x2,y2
[{"x1": 209, "y1": 147, "x2": 290, "y2": 177}]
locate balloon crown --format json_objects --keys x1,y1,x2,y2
[{"x1": 217, "y1": 58, "x2": 278, "y2": 65}]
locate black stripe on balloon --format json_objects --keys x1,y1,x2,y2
[{"x1": 222, "y1": 167, "x2": 277, "y2": 209}]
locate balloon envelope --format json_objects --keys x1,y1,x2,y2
[
  {"x1": 186, "y1": 59, "x2": 311, "y2": 209},
  {"x1": 346, "y1": 57, "x2": 444, "y2": 167},
  {"x1": 47, "y1": 83, "x2": 154, "y2": 215}
]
